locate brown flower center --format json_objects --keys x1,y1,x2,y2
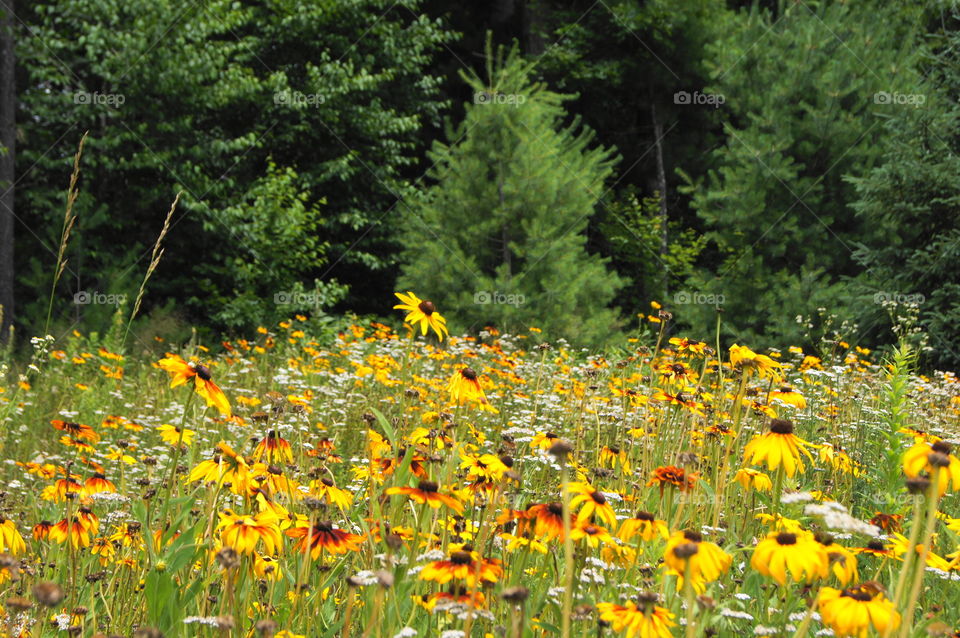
[
  {"x1": 418, "y1": 301, "x2": 436, "y2": 315},
  {"x1": 769, "y1": 419, "x2": 794, "y2": 434},
  {"x1": 775, "y1": 532, "x2": 797, "y2": 545}
]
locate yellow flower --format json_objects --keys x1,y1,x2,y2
[
  {"x1": 818, "y1": 583, "x2": 899, "y2": 638},
  {"x1": 447, "y1": 367, "x2": 490, "y2": 407},
  {"x1": 729, "y1": 344, "x2": 783, "y2": 380},
  {"x1": 742, "y1": 419, "x2": 813, "y2": 477},
  {"x1": 663, "y1": 530, "x2": 731, "y2": 592},
  {"x1": 157, "y1": 354, "x2": 231, "y2": 416},
  {"x1": 734, "y1": 468, "x2": 773, "y2": 492},
  {"x1": 157, "y1": 424, "x2": 194, "y2": 446},
  {"x1": 393, "y1": 291, "x2": 449, "y2": 340},
  {"x1": 751, "y1": 531, "x2": 828, "y2": 585},
  {"x1": 596, "y1": 596, "x2": 675, "y2": 638},
  {"x1": 217, "y1": 510, "x2": 283, "y2": 555},
  {"x1": 902, "y1": 440, "x2": 960, "y2": 495},
  {"x1": 565, "y1": 482, "x2": 618, "y2": 527}
]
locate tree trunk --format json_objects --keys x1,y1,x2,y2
[
  {"x1": 651, "y1": 102, "x2": 669, "y2": 299},
  {"x1": 0, "y1": 0, "x2": 14, "y2": 342}
]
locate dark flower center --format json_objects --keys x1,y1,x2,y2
[
  {"x1": 775, "y1": 532, "x2": 797, "y2": 545},
  {"x1": 418, "y1": 480, "x2": 439, "y2": 493},
  {"x1": 194, "y1": 364, "x2": 212, "y2": 381},
  {"x1": 682, "y1": 530, "x2": 703, "y2": 543},
  {"x1": 769, "y1": 419, "x2": 794, "y2": 435},
  {"x1": 547, "y1": 502, "x2": 564, "y2": 516},
  {"x1": 461, "y1": 368, "x2": 478, "y2": 381},
  {"x1": 840, "y1": 588, "x2": 873, "y2": 602},
  {"x1": 418, "y1": 301, "x2": 436, "y2": 315},
  {"x1": 591, "y1": 491, "x2": 606, "y2": 505},
  {"x1": 866, "y1": 539, "x2": 886, "y2": 551},
  {"x1": 450, "y1": 551, "x2": 472, "y2": 565},
  {"x1": 635, "y1": 511, "x2": 654, "y2": 522},
  {"x1": 932, "y1": 440, "x2": 952, "y2": 455}
]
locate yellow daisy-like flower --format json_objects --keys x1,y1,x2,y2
[
  {"x1": 742, "y1": 419, "x2": 813, "y2": 477},
  {"x1": 156, "y1": 424, "x2": 195, "y2": 447},
  {"x1": 902, "y1": 440, "x2": 960, "y2": 496},
  {"x1": 393, "y1": 291, "x2": 448, "y2": 340},
  {"x1": 818, "y1": 583, "x2": 899, "y2": 638},
  {"x1": 751, "y1": 531, "x2": 829, "y2": 585},
  {"x1": 565, "y1": 482, "x2": 618, "y2": 527},
  {"x1": 217, "y1": 510, "x2": 283, "y2": 555},
  {"x1": 447, "y1": 367, "x2": 494, "y2": 410},
  {"x1": 663, "y1": 530, "x2": 731, "y2": 592},
  {"x1": 734, "y1": 468, "x2": 773, "y2": 492},
  {"x1": 815, "y1": 533, "x2": 859, "y2": 586},
  {"x1": 617, "y1": 511, "x2": 669, "y2": 543},
  {"x1": 596, "y1": 595, "x2": 676, "y2": 638},
  {"x1": 729, "y1": 344, "x2": 783, "y2": 380},
  {"x1": 157, "y1": 354, "x2": 231, "y2": 416}
]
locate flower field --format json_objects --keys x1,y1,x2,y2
[{"x1": 0, "y1": 295, "x2": 959, "y2": 638}]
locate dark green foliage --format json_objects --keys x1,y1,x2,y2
[
  {"x1": 398, "y1": 45, "x2": 623, "y2": 344},
  {"x1": 16, "y1": 0, "x2": 453, "y2": 334}
]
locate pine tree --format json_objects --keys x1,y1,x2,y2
[{"x1": 398, "y1": 44, "x2": 623, "y2": 345}]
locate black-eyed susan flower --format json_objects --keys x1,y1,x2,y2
[
  {"x1": 188, "y1": 442, "x2": 250, "y2": 492},
  {"x1": 817, "y1": 583, "x2": 899, "y2": 638},
  {"x1": 447, "y1": 367, "x2": 488, "y2": 407},
  {"x1": 742, "y1": 419, "x2": 813, "y2": 477},
  {"x1": 815, "y1": 533, "x2": 859, "y2": 586},
  {"x1": 386, "y1": 480, "x2": 464, "y2": 514},
  {"x1": 459, "y1": 452, "x2": 508, "y2": 482},
  {"x1": 393, "y1": 291, "x2": 448, "y2": 341},
  {"x1": 617, "y1": 511, "x2": 669, "y2": 543},
  {"x1": 286, "y1": 521, "x2": 364, "y2": 558},
  {"x1": 308, "y1": 477, "x2": 353, "y2": 510},
  {"x1": 253, "y1": 431, "x2": 294, "y2": 464},
  {"x1": 647, "y1": 466, "x2": 697, "y2": 494},
  {"x1": 750, "y1": 531, "x2": 828, "y2": 585},
  {"x1": 156, "y1": 424, "x2": 194, "y2": 447},
  {"x1": 419, "y1": 546, "x2": 503, "y2": 585},
  {"x1": 157, "y1": 353, "x2": 231, "y2": 416},
  {"x1": 569, "y1": 521, "x2": 613, "y2": 548},
  {"x1": 596, "y1": 594, "x2": 676, "y2": 638},
  {"x1": 526, "y1": 502, "x2": 568, "y2": 541},
  {"x1": 50, "y1": 419, "x2": 100, "y2": 442},
  {"x1": 769, "y1": 386, "x2": 806, "y2": 409},
  {"x1": 663, "y1": 530, "x2": 731, "y2": 592},
  {"x1": 217, "y1": 510, "x2": 283, "y2": 555},
  {"x1": 902, "y1": 440, "x2": 960, "y2": 495},
  {"x1": 83, "y1": 473, "x2": 116, "y2": 495},
  {"x1": 50, "y1": 515, "x2": 97, "y2": 549},
  {"x1": 253, "y1": 553, "x2": 283, "y2": 581},
  {"x1": 565, "y1": 482, "x2": 617, "y2": 527},
  {"x1": 0, "y1": 518, "x2": 26, "y2": 554},
  {"x1": 729, "y1": 344, "x2": 783, "y2": 380},
  {"x1": 599, "y1": 446, "x2": 632, "y2": 474},
  {"x1": 734, "y1": 468, "x2": 773, "y2": 492}
]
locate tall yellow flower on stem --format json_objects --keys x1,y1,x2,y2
[
  {"x1": 750, "y1": 531, "x2": 829, "y2": 585},
  {"x1": 742, "y1": 419, "x2": 813, "y2": 477},
  {"x1": 596, "y1": 593, "x2": 676, "y2": 638},
  {"x1": 729, "y1": 344, "x2": 783, "y2": 380},
  {"x1": 902, "y1": 440, "x2": 960, "y2": 496},
  {"x1": 663, "y1": 530, "x2": 731, "y2": 592},
  {"x1": 817, "y1": 583, "x2": 899, "y2": 638},
  {"x1": 157, "y1": 353, "x2": 231, "y2": 416},
  {"x1": 393, "y1": 291, "x2": 449, "y2": 340}
]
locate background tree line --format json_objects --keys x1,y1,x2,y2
[{"x1": 0, "y1": 0, "x2": 958, "y2": 366}]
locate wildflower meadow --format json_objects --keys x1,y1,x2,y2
[{"x1": 0, "y1": 293, "x2": 959, "y2": 638}]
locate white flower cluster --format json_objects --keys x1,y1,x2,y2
[{"x1": 805, "y1": 501, "x2": 881, "y2": 536}]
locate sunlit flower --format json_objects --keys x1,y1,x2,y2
[
  {"x1": 308, "y1": 477, "x2": 353, "y2": 510},
  {"x1": 647, "y1": 466, "x2": 697, "y2": 493},
  {"x1": 565, "y1": 482, "x2": 618, "y2": 527},
  {"x1": 287, "y1": 521, "x2": 364, "y2": 558},
  {"x1": 751, "y1": 531, "x2": 828, "y2": 585},
  {"x1": 596, "y1": 595, "x2": 676, "y2": 638},
  {"x1": 386, "y1": 480, "x2": 464, "y2": 513},
  {"x1": 419, "y1": 546, "x2": 503, "y2": 585},
  {"x1": 393, "y1": 291, "x2": 449, "y2": 341},
  {"x1": 447, "y1": 367, "x2": 489, "y2": 407},
  {"x1": 617, "y1": 511, "x2": 669, "y2": 543},
  {"x1": 253, "y1": 553, "x2": 283, "y2": 581},
  {"x1": 157, "y1": 424, "x2": 194, "y2": 447},
  {"x1": 742, "y1": 419, "x2": 813, "y2": 477},
  {"x1": 663, "y1": 530, "x2": 731, "y2": 592},
  {"x1": 815, "y1": 533, "x2": 859, "y2": 585},
  {"x1": 0, "y1": 518, "x2": 26, "y2": 554},
  {"x1": 50, "y1": 419, "x2": 100, "y2": 442},
  {"x1": 217, "y1": 510, "x2": 283, "y2": 555},
  {"x1": 526, "y1": 502, "x2": 568, "y2": 541},
  {"x1": 729, "y1": 344, "x2": 783, "y2": 380},
  {"x1": 818, "y1": 583, "x2": 899, "y2": 638},
  {"x1": 734, "y1": 468, "x2": 772, "y2": 492},
  {"x1": 902, "y1": 440, "x2": 960, "y2": 495},
  {"x1": 157, "y1": 353, "x2": 231, "y2": 416},
  {"x1": 569, "y1": 521, "x2": 613, "y2": 548},
  {"x1": 253, "y1": 431, "x2": 294, "y2": 464}
]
